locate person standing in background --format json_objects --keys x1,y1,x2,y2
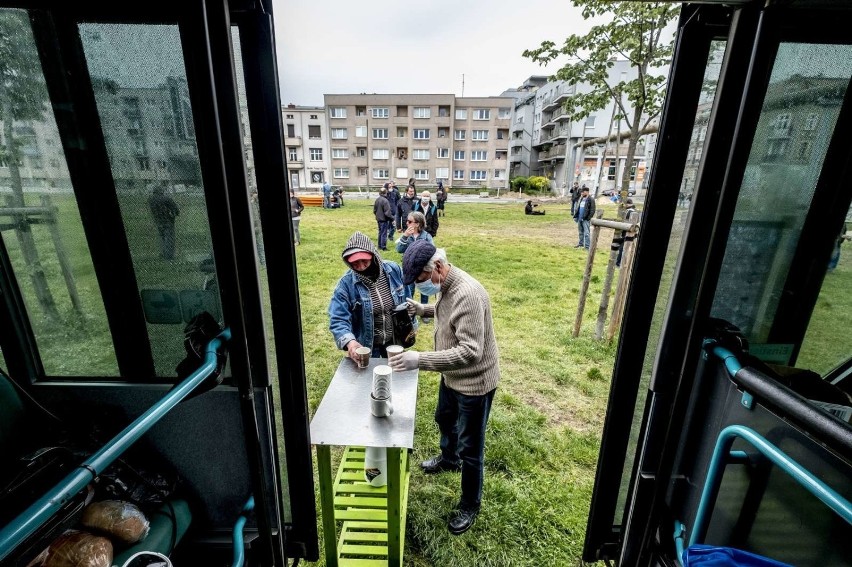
[
  {"x1": 436, "y1": 180, "x2": 447, "y2": 217},
  {"x1": 290, "y1": 189, "x2": 304, "y2": 246},
  {"x1": 387, "y1": 181, "x2": 400, "y2": 241},
  {"x1": 373, "y1": 185, "x2": 393, "y2": 251},
  {"x1": 396, "y1": 185, "x2": 416, "y2": 233},
  {"x1": 573, "y1": 185, "x2": 595, "y2": 250},
  {"x1": 148, "y1": 183, "x2": 180, "y2": 260},
  {"x1": 412, "y1": 190, "x2": 439, "y2": 237},
  {"x1": 322, "y1": 180, "x2": 331, "y2": 209}
]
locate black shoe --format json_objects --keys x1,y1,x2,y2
[
  {"x1": 448, "y1": 506, "x2": 479, "y2": 535},
  {"x1": 420, "y1": 455, "x2": 461, "y2": 474}
]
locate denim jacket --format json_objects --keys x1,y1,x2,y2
[{"x1": 329, "y1": 260, "x2": 411, "y2": 351}]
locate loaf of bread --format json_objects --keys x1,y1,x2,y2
[
  {"x1": 41, "y1": 530, "x2": 112, "y2": 567},
  {"x1": 80, "y1": 500, "x2": 150, "y2": 543}
]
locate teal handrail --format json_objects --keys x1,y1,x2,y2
[
  {"x1": 0, "y1": 329, "x2": 231, "y2": 561},
  {"x1": 690, "y1": 424, "x2": 852, "y2": 547},
  {"x1": 231, "y1": 496, "x2": 255, "y2": 567}
]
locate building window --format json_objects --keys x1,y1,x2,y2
[
  {"x1": 473, "y1": 109, "x2": 491, "y2": 120},
  {"x1": 356, "y1": 126, "x2": 367, "y2": 137},
  {"x1": 358, "y1": 167, "x2": 368, "y2": 176},
  {"x1": 774, "y1": 113, "x2": 790, "y2": 131},
  {"x1": 413, "y1": 107, "x2": 431, "y2": 119},
  {"x1": 585, "y1": 116, "x2": 596, "y2": 128},
  {"x1": 397, "y1": 148, "x2": 408, "y2": 159},
  {"x1": 435, "y1": 167, "x2": 449, "y2": 179},
  {"x1": 311, "y1": 171, "x2": 324, "y2": 183},
  {"x1": 357, "y1": 147, "x2": 367, "y2": 157},
  {"x1": 310, "y1": 114, "x2": 318, "y2": 119},
  {"x1": 308, "y1": 125, "x2": 321, "y2": 139},
  {"x1": 437, "y1": 148, "x2": 449, "y2": 158},
  {"x1": 373, "y1": 168, "x2": 389, "y2": 179},
  {"x1": 494, "y1": 169, "x2": 506, "y2": 180},
  {"x1": 286, "y1": 124, "x2": 296, "y2": 137},
  {"x1": 454, "y1": 129, "x2": 466, "y2": 140},
  {"x1": 414, "y1": 169, "x2": 428, "y2": 180},
  {"x1": 516, "y1": 115, "x2": 524, "y2": 124},
  {"x1": 413, "y1": 129, "x2": 430, "y2": 139},
  {"x1": 607, "y1": 159, "x2": 617, "y2": 180},
  {"x1": 356, "y1": 106, "x2": 366, "y2": 116},
  {"x1": 137, "y1": 157, "x2": 150, "y2": 170},
  {"x1": 310, "y1": 148, "x2": 323, "y2": 161},
  {"x1": 498, "y1": 108, "x2": 511, "y2": 119},
  {"x1": 413, "y1": 149, "x2": 429, "y2": 160},
  {"x1": 396, "y1": 105, "x2": 408, "y2": 117},
  {"x1": 798, "y1": 140, "x2": 812, "y2": 160},
  {"x1": 470, "y1": 170, "x2": 487, "y2": 181},
  {"x1": 453, "y1": 150, "x2": 465, "y2": 160},
  {"x1": 472, "y1": 130, "x2": 489, "y2": 141},
  {"x1": 286, "y1": 114, "x2": 294, "y2": 119},
  {"x1": 453, "y1": 170, "x2": 465, "y2": 180},
  {"x1": 332, "y1": 148, "x2": 348, "y2": 158},
  {"x1": 330, "y1": 107, "x2": 347, "y2": 118},
  {"x1": 766, "y1": 139, "x2": 788, "y2": 157},
  {"x1": 805, "y1": 113, "x2": 819, "y2": 131},
  {"x1": 396, "y1": 167, "x2": 408, "y2": 178},
  {"x1": 288, "y1": 148, "x2": 298, "y2": 161},
  {"x1": 397, "y1": 127, "x2": 407, "y2": 138},
  {"x1": 372, "y1": 148, "x2": 389, "y2": 159},
  {"x1": 331, "y1": 128, "x2": 347, "y2": 139},
  {"x1": 371, "y1": 107, "x2": 389, "y2": 118},
  {"x1": 334, "y1": 168, "x2": 350, "y2": 178},
  {"x1": 372, "y1": 128, "x2": 388, "y2": 139},
  {"x1": 455, "y1": 109, "x2": 468, "y2": 120},
  {"x1": 470, "y1": 150, "x2": 487, "y2": 161}
]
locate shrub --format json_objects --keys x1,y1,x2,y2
[
  {"x1": 528, "y1": 176, "x2": 551, "y2": 194},
  {"x1": 510, "y1": 176, "x2": 529, "y2": 193}
]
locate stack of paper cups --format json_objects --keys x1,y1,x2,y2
[
  {"x1": 372, "y1": 365, "x2": 392, "y2": 400},
  {"x1": 364, "y1": 446, "x2": 387, "y2": 487}
]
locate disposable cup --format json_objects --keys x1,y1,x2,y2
[{"x1": 355, "y1": 346, "x2": 370, "y2": 369}]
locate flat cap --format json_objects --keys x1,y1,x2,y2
[{"x1": 402, "y1": 239, "x2": 437, "y2": 286}]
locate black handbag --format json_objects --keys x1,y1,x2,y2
[{"x1": 391, "y1": 304, "x2": 416, "y2": 348}]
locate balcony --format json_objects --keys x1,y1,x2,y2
[
  {"x1": 284, "y1": 136, "x2": 302, "y2": 146},
  {"x1": 538, "y1": 145, "x2": 567, "y2": 161},
  {"x1": 511, "y1": 122, "x2": 526, "y2": 133},
  {"x1": 286, "y1": 159, "x2": 303, "y2": 169},
  {"x1": 543, "y1": 84, "x2": 574, "y2": 111}
]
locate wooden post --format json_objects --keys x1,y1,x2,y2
[
  {"x1": 41, "y1": 195, "x2": 82, "y2": 315},
  {"x1": 607, "y1": 211, "x2": 640, "y2": 341},
  {"x1": 595, "y1": 230, "x2": 621, "y2": 340},
  {"x1": 573, "y1": 210, "x2": 603, "y2": 338}
]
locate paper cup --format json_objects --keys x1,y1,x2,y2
[
  {"x1": 355, "y1": 346, "x2": 370, "y2": 369},
  {"x1": 372, "y1": 365, "x2": 392, "y2": 400},
  {"x1": 386, "y1": 344, "x2": 404, "y2": 359}
]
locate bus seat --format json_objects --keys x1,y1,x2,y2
[{"x1": 112, "y1": 499, "x2": 192, "y2": 566}]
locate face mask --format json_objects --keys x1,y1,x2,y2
[
  {"x1": 421, "y1": 199, "x2": 429, "y2": 207},
  {"x1": 415, "y1": 271, "x2": 441, "y2": 297}
]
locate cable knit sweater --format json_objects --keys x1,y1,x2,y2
[{"x1": 418, "y1": 265, "x2": 500, "y2": 396}]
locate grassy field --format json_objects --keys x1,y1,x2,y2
[{"x1": 294, "y1": 198, "x2": 624, "y2": 567}]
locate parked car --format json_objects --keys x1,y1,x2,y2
[{"x1": 601, "y1": 188, "x2": 637, "y2": 197}]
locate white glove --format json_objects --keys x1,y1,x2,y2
[
  {"x1": 405, "y1": 298, "x2": 425, "y2": 317},
  {"x1": 389, "y1": 350, "x2": 419, "y2": 371}
]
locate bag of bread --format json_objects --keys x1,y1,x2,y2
[
  {"x1": 42, "y1": 530, "x2": 112, "y2": 567},
  {"x1": 81, "y1": 500, "x2": 150, "y2": 543}
]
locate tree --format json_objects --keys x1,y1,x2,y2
[
  {"x1": 0, "y1": 10, "x2": 60, "y2": 319},
  {"x1": 524, "y1": 1, "x2": 679, "y2": 203}
]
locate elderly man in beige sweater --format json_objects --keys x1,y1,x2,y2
[{"x1": 389, "y1": 239, "x2": 500, "y2": 535}]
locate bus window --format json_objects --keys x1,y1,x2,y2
[
  {"x1": 0, "y1": 9, "x2": 118, "y2": 376},
  {"x1": 79, "y1": 23, "x2": 223, "y2": 377},
  {"x1": 709, "y1": 43, "x2": 852, "y2": 362}
]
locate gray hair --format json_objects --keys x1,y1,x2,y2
[
  {"x1": 407, "y1": 211, "x2": 426, "y2": 231},
  {"x1": 425, "y1": 247, "x2": 448, "y2": 272}
]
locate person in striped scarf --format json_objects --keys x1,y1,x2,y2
[{"x1": 329, "y1": 232, "x2": 413, "y2": 361}]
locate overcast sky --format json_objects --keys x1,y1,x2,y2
[{"x1": 272, "y1": 0, "x2": 595, "y2": 106}]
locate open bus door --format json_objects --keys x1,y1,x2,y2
[
  {"x1": 584, "y1": 1, "x2": 852, "y2": 565},
  {"x1": 0, "y1": 1, "x2": 316, "y2": 565}
]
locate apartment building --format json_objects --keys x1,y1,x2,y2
[
  {"x1": 323, "y1": 94, "x2": 514, "y2": 189},
  {"x1": 282, "y1": 105, "x2": 330, "y2": 190},
  {"x1": 502, "y1": 76, "x2": 548, "y2": 179}
]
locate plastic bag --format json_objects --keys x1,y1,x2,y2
[
  {"x1": 391, "y1": 304, "x2": 416, "y2": 348},
  {"x1": 81, "y1": 500, "x2": 150, "y2": 543},
  {"x1": 41, "y1": 530, "x2": 112, "y2": 567},
  {"x1": 683, "y1": 544, "x2": 793, "y2": 566}
]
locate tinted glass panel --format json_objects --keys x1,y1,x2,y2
[
  {"x1": 80, "y1": 23, "x2": 224, "y2": 377},
  {"x1": 0, "y1": 9, "x2": 118, "y2": 376}
]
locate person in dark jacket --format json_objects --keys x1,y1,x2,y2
[
  {"x1": 573, "y1": 186, "x2": 596, "y2": 249},
  {"x1": 386, "y1": 182, "x2": 400, "y2": 240},
  {"x1": 396, "y1": 185, "x2": 416, "y2": 232},
  {"x1": 373, "y1": 186, "x2": 394, "y2": 251},
  {"x1": 148, "y1": 184, "x2": 180, "y2": 259},
  {"x1": 412, "y1": 190, "x2": 439, "y2": 237}
]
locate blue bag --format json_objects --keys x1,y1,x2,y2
[{"x1": 683, "y1": 545, "x2": 792, "y2": 567}]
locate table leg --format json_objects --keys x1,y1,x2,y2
[
  {"x1": 315, "y1": 444, "x2": 338, "y2": 567},
  {"x1": 387, "y1": 447, "x2": 402, "y2": 567}
]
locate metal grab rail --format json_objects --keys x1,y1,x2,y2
[
  {"x1": 231, "y1": 496, "x2": 255, "y2": 567},
  {"x1": 690, "y1": 424, "x2": 852, "y2": 547},
  {"x1": 0, "y1": 329, "x2": 232, "y2": 561}
]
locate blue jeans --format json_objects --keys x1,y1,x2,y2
[
  {"x1": 579, "y1": 219, "x2": 591, "y2": 249},
  {"x1": 377, "y1": 220, "x2": 390, "y2": 250},
  {"x1": 435, "y1": 378, "x2": 496, "y2": 509}
]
